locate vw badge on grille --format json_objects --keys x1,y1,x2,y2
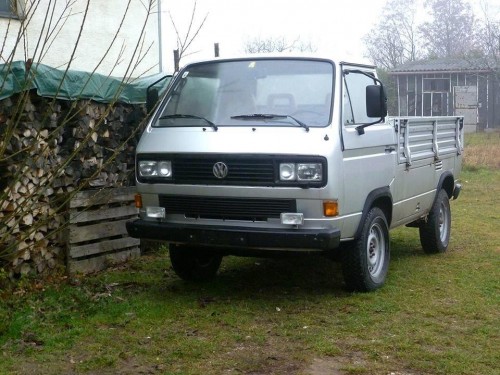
[{"x1": 213, "y1": 162, "x2": 228, "y2": 179}]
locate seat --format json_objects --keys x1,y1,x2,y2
[
  {"x1": 216, "y1": 89, "x2": 256, "y2": 121},
  {"x1": 267, "y1": 94, "x2": 296, "y2": 114}
]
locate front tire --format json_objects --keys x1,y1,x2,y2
[
  {"x1": 419, "y1": 189, "x2": 451, "y2": 254},
  {"x1": 342, "y1": 207, "x2": 390, "y2": 292},
  {"x1": 169, "y1": 244, "x2": 223, "y2": 281}
]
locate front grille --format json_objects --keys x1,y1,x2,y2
[
  {"x1": 173, "y1": 156, "x2": 275, "y2": 185},
  {"x1": 137, "y1": 154, "x2": 327, "y2": 187},
  {"x1": 159, "y1": 195, "x2": 296, "y2": 221}
]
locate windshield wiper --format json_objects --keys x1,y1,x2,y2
[
  {"x1": 230, "y1": 113, "x2": 309, "y2": 132},
  {"x1": 159, "y1": 114, "x2": 218, "y2": 131}
]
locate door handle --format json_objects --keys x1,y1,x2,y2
[{"x1": 385, "y1": 146, "x2": 396, "y2": 153}]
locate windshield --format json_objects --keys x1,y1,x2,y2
[{"x1": 156, "y1": 59, "x2": 334, "y2": 128}]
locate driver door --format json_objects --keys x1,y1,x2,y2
[{"x1": 340, "y1": 65, "x2": 397, "y2": 230}]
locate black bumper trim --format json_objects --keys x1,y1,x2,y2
[{"x1": 126, "y1": 219, "x2": 340, "y2": 251}]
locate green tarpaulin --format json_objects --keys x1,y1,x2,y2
[{"x1": 0, "y1": 61, "x2": 171, "y2": 104}]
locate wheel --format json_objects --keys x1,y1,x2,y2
[
  {"x1": 342, "y1": 207, "x2": 390, "y2": 292},
  {"x1": 419, "y1": 189, "x2": 451, "y2": 254},
  {"x1": 169, "y1": 244, "x2": 223, "y2": 281}
]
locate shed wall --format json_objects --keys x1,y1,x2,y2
[
  {"x1": 394, "y1": 71, "x2": 497, "y2": 131},
  {"x1": 0, "y1": 0, "x2": 160, "y2": 77}
]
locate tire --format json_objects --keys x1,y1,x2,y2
[
  {"x1": 342, "y1": 207, "x2": 390, "y2": 292},
  {"x1": 169, "y1": 244, "x2": 223, "y2": 281},
  {"x1": 419, "y1": 189, "x2": 451, "y2": 254}
]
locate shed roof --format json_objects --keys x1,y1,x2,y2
[{"x1": 389, "y1": 57, "x2": 495, "y2": 74}]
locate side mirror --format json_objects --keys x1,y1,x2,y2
[
  {"x1": 146, "y1": 88, "x2": 159, "y2": 114},
  {"x1": 366, "y1": 85, "x2": 387, "y2": 118}
]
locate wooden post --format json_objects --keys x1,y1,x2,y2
[{"x1": 173, "y1": 49, "x2": 180, "y2": 72}]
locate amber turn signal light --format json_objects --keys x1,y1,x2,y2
[
  {"x1": 135, "y1": 193, "x2": 143, "y2": 209},
  {"x1": 323, "y1": 200, "x2": 338, "y2": 217}
]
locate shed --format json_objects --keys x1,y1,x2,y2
[{"x1": 389, "y1": 58, "x2": 499, "y2": 132}]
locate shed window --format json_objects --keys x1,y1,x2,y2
[
  {"x1": 407, "y1": 76, "x2": 415, "y2": 93},
  {"x1": 423, "y1": 78, "x2": 450, "y2": 92}
]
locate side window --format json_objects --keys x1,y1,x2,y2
[
  {"x1": 0, "y1": 0, "x2": 18, "y2": 18},
  {"x1": 343, "y1": 70, "x2": 378, "y2": 125},
  {"x1": 343, "y1": 84, "x2": 355, "y2": 125}
]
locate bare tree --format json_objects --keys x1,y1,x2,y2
[
  {"x1": 364, "y1": 0, "x2": 422, "y2": 69},
  {"x1": 243, "y1": 35, "x2": 316, "y2": 54},
  {"x1": 168, "y1": 0, "x2": 208, "y2": 69},
  {"x1": 419, "y1": 0, "x2": 476, "y2": 58},
  {"x1": 473, "y1": 1, "x2": 500, "y2": 74}
]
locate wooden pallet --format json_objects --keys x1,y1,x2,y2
[{"x1": 67, "y1": 186, "x2": 140, "y2": 274}]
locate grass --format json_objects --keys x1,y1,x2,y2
[
  {"x1": 463, "y1": 131, "x2": 500, "y2": 170},
  {"x1": 1, "y1": 132, "x2": 499, "y2": 375}
]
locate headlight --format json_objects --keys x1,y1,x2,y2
[
  {"x1": 139, "y1": 161, "x2": 158, "y2": 177},
  {"x1": 158, "y1": 161, "x2": 172, "y2": 177},
  {"x1": 297, "y1": 163, "x2": 322, "y2": 181},
  {"x1": 279, "y1": 162, "x2": 323, "y2": 182},
  {"x1": 279, "y1": 163, "x2": 296, "y2": 181},
  {"x1": 138, "y1": 160, "x2": 172, "y2": 178}
]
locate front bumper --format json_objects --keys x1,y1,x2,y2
[{"x1": 126, "y1": 219, "x2": 341, "y2": 251}]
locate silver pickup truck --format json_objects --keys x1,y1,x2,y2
[{"x1": 126, "y1": 55, "x2": 463, "y2": 292}]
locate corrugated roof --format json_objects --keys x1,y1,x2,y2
[{"x1": 389, "y1": 57, "x2": 495, "y2": 74}]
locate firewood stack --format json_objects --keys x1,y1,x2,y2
[{"x1": 0, "y1": 91, "x2": 146, "y2": 277}]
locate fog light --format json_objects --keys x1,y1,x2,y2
[
  {"x1": 281, "y1": 212, "x2": 304, "y2": 225},
  {"x1": 146, "y1": 206, "x2": 165, "y2": 218}
]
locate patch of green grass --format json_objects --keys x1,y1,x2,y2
[
  {"x1": 1, "y1": 134, "x2": 499, "y2": 375},
  {"x1": 463, "y1": 130, "x2": 500, "y2": 171}
]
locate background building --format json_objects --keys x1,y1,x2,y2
[
  {"x1": 389, "y1": 58, "x2": 500, "y2": 133},
  {"x1": 0, "y1": 0, "x2": 161, "y2": 77}
]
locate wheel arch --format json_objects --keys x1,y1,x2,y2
[
  {"x1": 354, "y1": 187, "x2": 393, "y2": 239},
  {"x1": 437, "y1": 171, "x2": 455, "y2": 199}
]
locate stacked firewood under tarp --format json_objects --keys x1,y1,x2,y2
[{"x1": 0, "y1": 91, "x2": 146, "y2": 277}]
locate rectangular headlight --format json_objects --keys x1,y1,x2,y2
[
  {"x1": 280, "y1": 162, "x2": 323, "y2": 182},
  {"x1": 139, "y1": 161, "x2": 158, "y2": 177},
  {"x1": 297, "y1": 163, "x2": 322, "y2": 181},
  {"x1": 138, "y1": 160, "x2": 172, "y2": 178}
]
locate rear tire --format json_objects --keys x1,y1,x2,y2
[
  {"x1": 342, "y1": 207, "x2": 390, "y2": 292},
  {"x1": 169, "y1": 244, "x2": 223, "y2": 281},
  {"x1": 419, "y1": 189, "x2": 451, "y2": 254}
]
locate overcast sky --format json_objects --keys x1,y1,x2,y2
[
  {"x1": 159, "y1": 0, "x2": 386, "y2": 71},
  {"x1": 159, "y1": 0, "x2": 499, "y2": 72}
]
